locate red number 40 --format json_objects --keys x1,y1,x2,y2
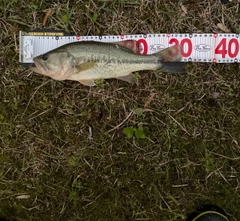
[{"x1": 215, "y1": 38, "x2": 239, "y2": 58}]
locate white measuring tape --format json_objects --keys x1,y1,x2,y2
[{"x1": 19, "y1": 30, "x2": 240, "y2": 66}]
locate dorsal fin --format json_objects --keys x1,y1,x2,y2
[{"x1": 112, "y1": 40, "x2": 142, "y2": 53}]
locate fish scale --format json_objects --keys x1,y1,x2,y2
[{"x1": 68, "y1": 42, "x2": 161, "y2": 79}]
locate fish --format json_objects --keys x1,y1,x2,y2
[{"x1": 30, "y1": 40, "x2": 185, "y2": 86}]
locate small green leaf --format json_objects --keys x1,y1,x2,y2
[
  {"x1": 72, "y1": 176, "x2": 82, "y2": 189},
  {"x1": 134, "y1": 72, "x2": 141, "y2": 79},
  {"x1": 86, "y1": 13, "x2": 98, "y2": 23},
  {"x1": 69, "y1": 191, "x2": 78, "y2": 201},
  {"x1": 92, "y1": 13, "x2": 98, "y2": 23},
  {"x1": 123, "y1": 127, "x2": 134, "y2": 138},
  {"x1": 68, "y1": 156, "x2": 77, "y2": 166},
  {"x1": 135, "y1": 108, "x2": 143, "y2": 117},
  {"x1": 95, "y1": 78, "x2": 105, "y2": 87},
  {"x1": 135, "y1": 126, "x2": 146, "y2": 139},
  {"x1": 61, "y1": 14, "x2": 68, "y2": 24},
  {"x1": 132, "y1": 120, "x2": 138, "y2": 125}
]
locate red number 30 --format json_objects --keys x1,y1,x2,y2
[{"x1": 169, "y1": 38, "x2": 192, "y2": 57}]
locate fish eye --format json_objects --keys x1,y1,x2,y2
[{"x1": 42, "y1": 54, "x2": 48, "y2": 61}]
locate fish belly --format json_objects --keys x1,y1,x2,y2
[{"x1": 68, "y1": 61, "x2": 160, "y2": 81}]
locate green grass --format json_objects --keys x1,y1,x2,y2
[{"x1": 1, "y1": 0, "x2": 240, "y2": 220}]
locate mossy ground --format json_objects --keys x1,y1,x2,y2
[{"x1": 0, "y1": 0, "x2": 240, "y2": 220}]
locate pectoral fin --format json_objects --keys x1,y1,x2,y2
[
  {"x1": 75, "y1": 61, "x2": 96, "y2": 72},
  {"x1": 116, "y1": 73, "x2": 138, "y2": 84},
  {"x1": 79, "y1": 79, "x2": 95, "y2": 86}
]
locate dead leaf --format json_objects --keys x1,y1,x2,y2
[
  {"x1": 144, "y1": 92, "x2": 156, "y2": 108},
  {"x1": 217, "y1": 23, "x2": 230, "y2": 33},
  {"x1": 180, "y1": 4, "x2": 188, "y2": 15},
  {"x1": 16, "y1": 195, "x2": 31, "y2": 199}
]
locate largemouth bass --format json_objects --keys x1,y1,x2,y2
[{"x1": 30, "y1": 41, "x2": 185, "y2": 86}]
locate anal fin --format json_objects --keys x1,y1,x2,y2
[
  {"x1": 79, "y1": 79, "x2": 95, "y2": 86},
  {"x1": 116, "y1": 73, "x2": 138, "y2": 84}
]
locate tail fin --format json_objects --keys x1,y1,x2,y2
[
  {"x1": 154, "y1": 45, "x2": 186, "y2": 73},
  {"x1": 155, "y1": 45, "x2": 182, "y2": 62},
  {"x1": 161, "y1": 62, "x2": 186, "y2": 73}
]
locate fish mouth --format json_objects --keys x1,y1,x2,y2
[
  {"x1": 30, "y1": 58, "x2": 48, "y2": 74},
  {"x1": 29, "y1": 62, "x2": 40, "y2": 73}
]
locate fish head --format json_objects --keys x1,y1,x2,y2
[{"x1": 30, "y1": 50, "x2": 75, "y2": 80}]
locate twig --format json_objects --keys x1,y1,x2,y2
[
  {"x1": 106, "y1": 110, "x2": 134, "y2": 133},
  {"x1": 43, "y1": 10, "x2": 51, "y2": 27},
  {"x1": 167, "y1": 113, "x2": 190, "y2": 135},
  {"x1": 21, "y1": 80, "x2": 50, "y2": 118}
]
